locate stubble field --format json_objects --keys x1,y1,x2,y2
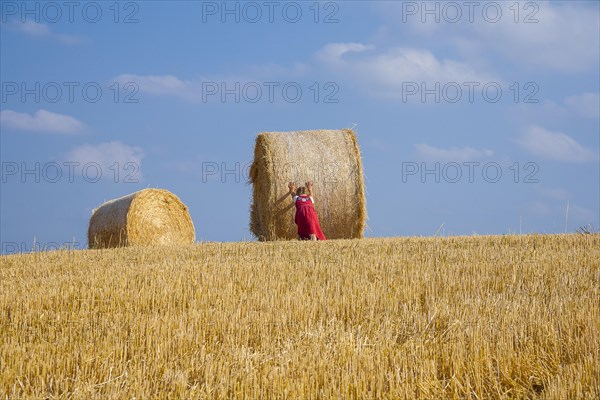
[{"x1": 1, "y1": 234, "x2": 599, "y2": 399}]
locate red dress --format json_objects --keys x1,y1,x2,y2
[{"x1": 294, "y1": 195, "x2": 326, "y2": 240}]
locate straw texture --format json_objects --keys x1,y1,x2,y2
[
  {"x1": 88, "y1": 189, "x2": 195, "y2": 248},
  {"x1": 250, "y1": 129, "x2": 366, "y2": 241}
]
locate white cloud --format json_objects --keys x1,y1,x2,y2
[
  {"x1": 316, "y1": 43, "x2": 373, "y2": 64},
  {"x1": 114, "y1": 74, "x2": 190, "y2": 97},
  {"x1": 517, "y1": 125, "x2": 597, "y2": 163},
  {"x1": 113, "y1": 73, "x2": 262, "y2": 103},
  {"x1": 0, "y1": 109, "x2": 85, "y2": 135},
  {"x1": 564, "y1": 93, "x2": 600, "y2": 119},
  {"x1": 374, "y1": 1, "x2": 599, "y2": 73},
  {"x1": 367, "y1": 48, "x2": 493, "y2": 83},
  {"x1": 415, "y1": 143, "x2": 494, "y2": 162},
  {"x1": 12, "y1": 21, "x2": 85, "y2": 45},
  {"x1": 114, "y1": 74, "x2": 214, "y2": 102},
  {"x1": 62, "y1": 142, "x2": 145, "y2": 181},
  {"x1": 316, "y1": 43, "x2": 496, "y2": 99},
  {"x1": 15, "y1": 20, "x2": 52, "y2": 36},
  {"x1": 118, "y1": 44, "x2": 494, "y2": 103},
  {"x1": 476, "y1": 2, "x2": 600, "y2": 73},
  {"x1": 115, "y1": 63, "x2": 319, "y2": 103}
]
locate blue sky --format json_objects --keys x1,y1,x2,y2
[{"x1": 1, "y1": 1, "x2": 599, "y2": 252}]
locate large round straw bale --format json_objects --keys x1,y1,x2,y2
[
  {"x1": 249, "y1": 129, "x2": 366, "y2": 241},
  {"x1": 88, "y1": 188, "x2": 195, "y2": 248}
]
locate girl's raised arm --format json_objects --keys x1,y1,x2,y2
[
  {"x1": 306, "y1": 181, "x2": 313, "y2": 197},
  {"x1": 288, "y1": 182, "x2": 297, "y2": 198}
]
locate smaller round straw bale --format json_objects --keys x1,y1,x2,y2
[{"x1": 88, "y1": 188, "x2": 195, "y2": 249}]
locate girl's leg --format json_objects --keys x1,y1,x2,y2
[{"x1": 310, "y1": 234, "x2": 317, "y2": 241}]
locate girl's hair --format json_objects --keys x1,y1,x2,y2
[{"x1": 296, "y1": 186, "x2": 306, "y2": 196}]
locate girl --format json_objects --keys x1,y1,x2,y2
[{"x1": 288, "y1": 181, "x2": 326, "y2": 241}]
